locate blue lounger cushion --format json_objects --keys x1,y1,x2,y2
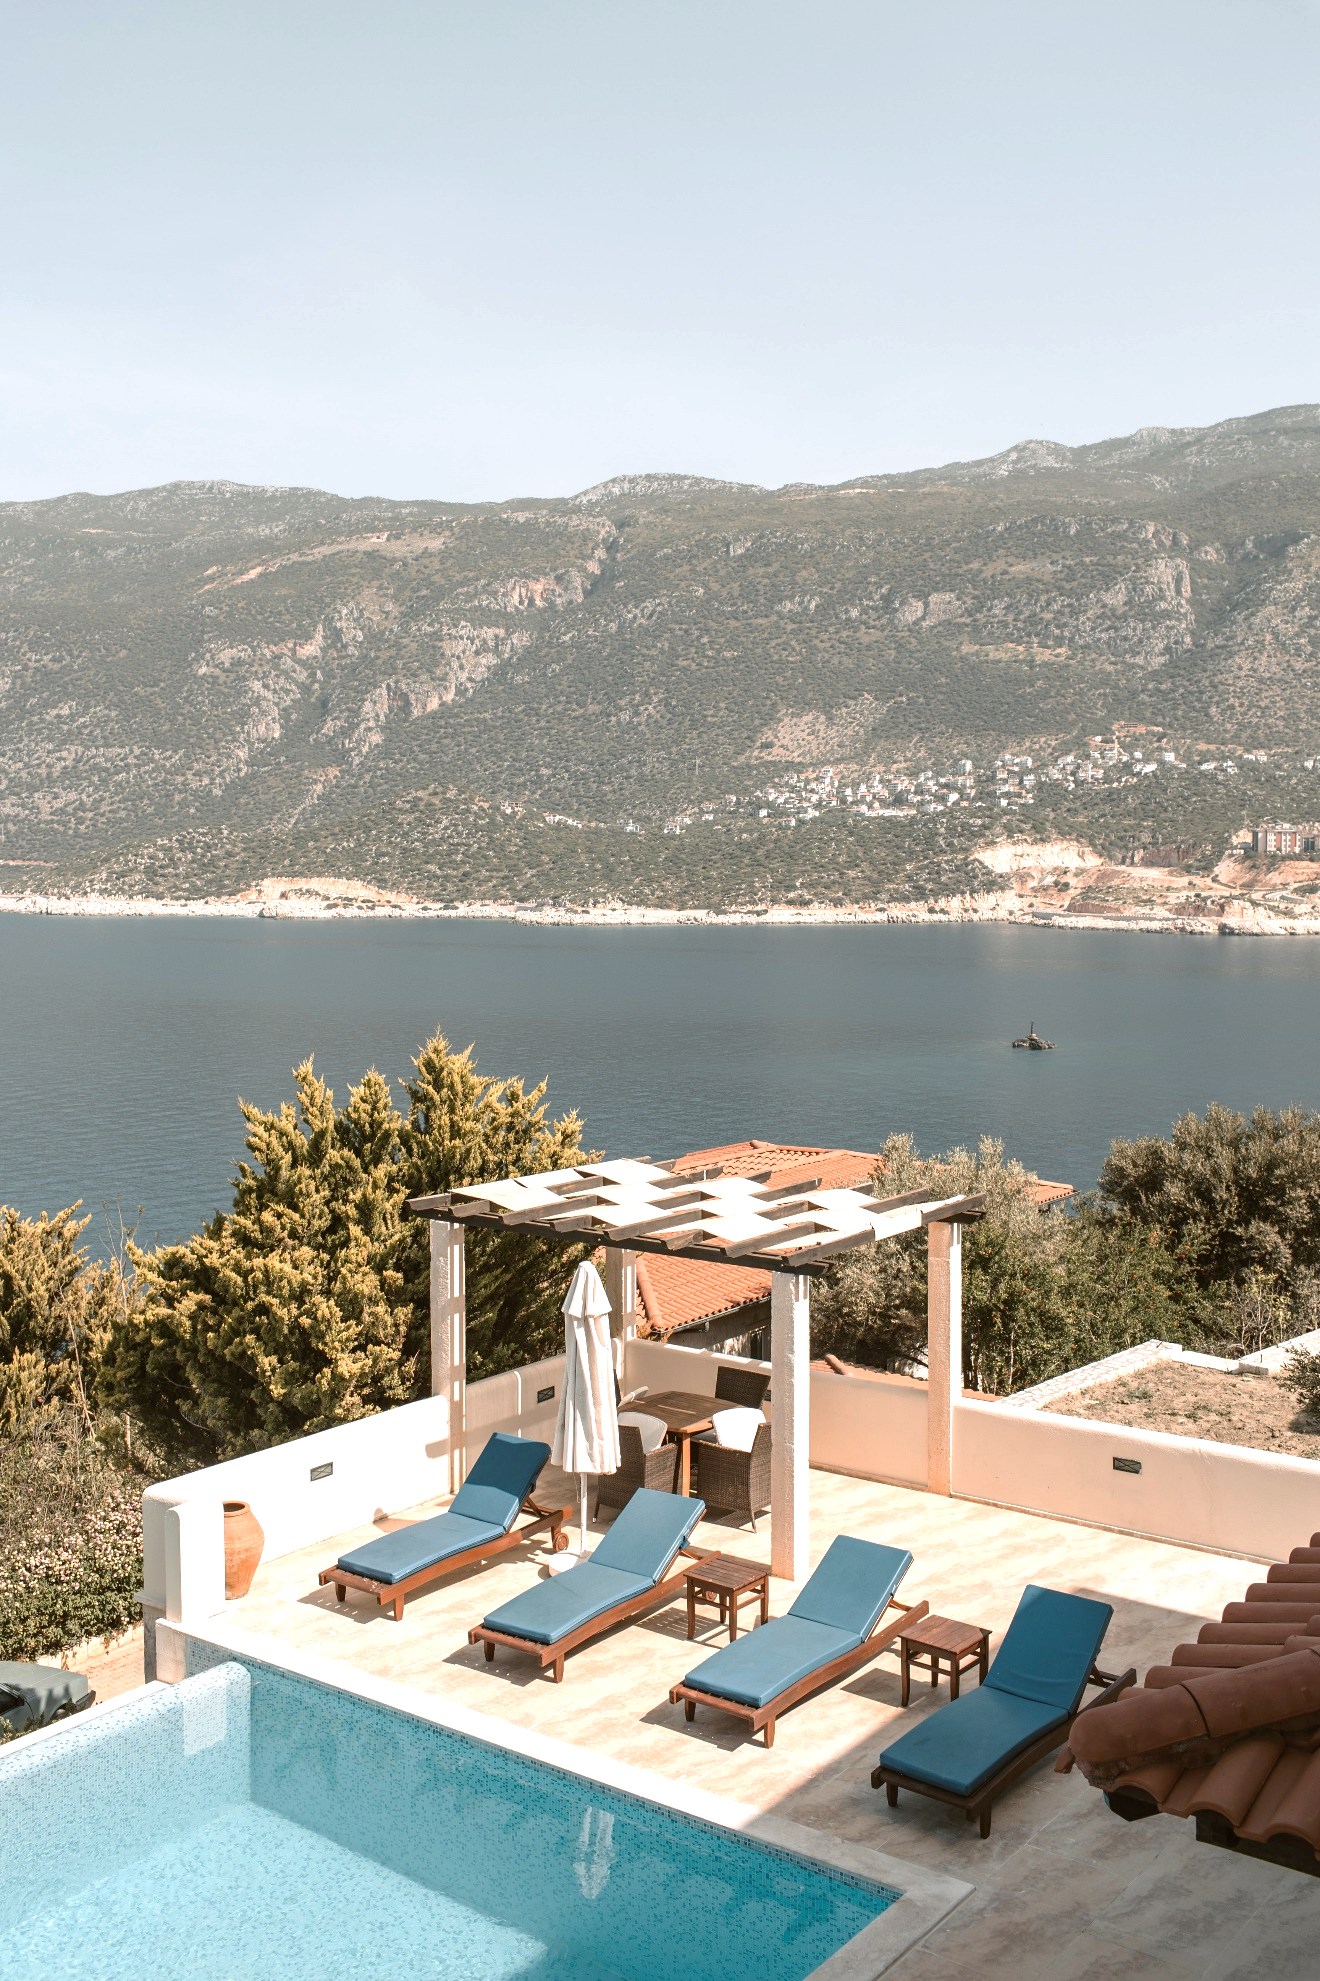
[
  {"x1": 481, "y1": 1562, "x2": 653, "y2": 1645},
  {"x1": 336, "y1": 1431, "x2": 551, "y2": 1585},
  {"x1": 337, "y1": 1510, "x2": 507, "y2": 1585},
  {"x1": 589, "y1": 1487, "x2": 705, "y2": 1582},
  {"x1": 481, "y1": 1489, "x2": 705, "y2": 1647},
  {"x1": 876, "y1": 1584, "x2": 1115, "y2": 1798},
  {"x1": 984, "y1": 1584, "x2": 1113, "y2": 1712},
  {"x1": 682, "y1": 1534, "x2": 912, "y2": 1708},
  {"x1": 0, "y1": 1661, "x2": 91, "y2": 1734},
  {"x1": 787, "y1": 1537, "x2": 913, "y2": 1639},
  {"x1": 448, "y1": 1431, "x2": 552, "y2": 1532},
  {"x1": 877, "y1": 1685, "x2": 1068, "y2": 1796},
  {"x1": 683, "y1": 1618, "x2": 859, "y2": 1708}
]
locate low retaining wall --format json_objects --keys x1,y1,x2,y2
[
  {"x1": 954, "y1": 1398, "x2": 1318, "y2": 1561},
  {"x1": 808, "y1": 1368, "x2": 929, "y2": 1488},
  {"x1": 623, "y1": 1335, "x2": 929, "y2": 1488},
  {"x1": 144, "y1": 1332, "x2": 1320, "y2": 1654},
  {"x1": 621, "y1": 1336, "x2": 771, "y2": 1399},
  {"x1": 142, "y1": 1355, "x2": 567, "y2": 1629}
]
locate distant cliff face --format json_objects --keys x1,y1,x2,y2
[{"x1": 1, "y1": 405, "x2": 1319, "y2": 907}]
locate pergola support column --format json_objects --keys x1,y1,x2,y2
[
  {"x1": 429, "y1": 1218, "x2": 467, "y2": 1492},
  {"x1": 770, "y1": 1271, "x2": 811, "y2": 1583},
  {"x1": 926, "y1": 1220, "x2": 962, "y2": 1496},
  {"x1": 603, "y1": 1245, "x2": 638, "y2": 1381}
]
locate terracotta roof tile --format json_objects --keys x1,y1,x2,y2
[
  {"x1": 1028, "y1": 1179, "x2": 1075, "y2": 1206},
  {"x1": 1221, "y1": 1602, "x2": 1320, "y2": 1626},
  {"x1": 1199, "y1": 1621, "x2": 1308, "y2": 1645},
  {"x1": 1185, "y1": 1736, "x2": 1287, "y2": 1826},
  {"x1": 669, "y1": 1139, "x2": 882, "y2": 1192},
  {"x1": 639, "y1": 1136, "x2": 1069, "y2": 1337},
  {"x1": 1171, "y1": 1644, "x2": 1285, "y2": 1669},
  {"x1": 1256, "y1": 1747, "x2": 1320, "y2": 1851},
  {"x1": 1111, "y1": 1758, "x2": 1187, "y2": 1803},
  {"x1": 1073, "y1": 1543, "x2": 1320, "y2": 1867},
  {"x1": 635, "y1": 1252, "x2": 770, "y2": 1339},
  {"x1": 1238, "y1": 1747, "x2": 1320, "y2": 1845},
  {"x1": 634, "y1": 1139, "x2": 880, "y2": 1338}
]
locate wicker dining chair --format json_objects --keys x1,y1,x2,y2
[
  {"x1": 593, "y1": 1424, "x2": 680, "y2": 1517},
  {"x1": 714, "y1": 1366, "x2": 770, "y2": 1410},
  {"x1": 693, "y1": 1422, "x2": 772, "y2": 1529}
]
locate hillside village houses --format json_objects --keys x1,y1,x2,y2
[
  {"x1": 1250, "y1": 822, "x2": 1320, "y2": 854},
  {"x1": 658, "y1": 733, "x2": 1291, "y2": 835}
]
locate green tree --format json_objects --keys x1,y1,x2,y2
[
  {"x1": 397, "y1": 1033, "x2": 589, "y2": 1381},
  {"x1": 1099, "y1": 1104, "x2": 1320, "y2": 1290},
  {"x1": 104, "y1": 1032, "x2": 587, "y2": 1465},
  {"x1": 108, "y1": 1062, "x2": 414, "y2": 1463},
  {"x1": 811, "y1": 1135, "x2": 1211, "y2": 1394},
  {"x1": 0, "y1": 1204, "x2": 122, "y2": 1435}
]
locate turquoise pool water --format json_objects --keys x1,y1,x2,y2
[{"x1": 0, "y1": 1660, "x2": 897, "y2": 1980}]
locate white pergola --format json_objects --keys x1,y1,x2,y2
[{"x1": 409, "y1": 1158, "x2": 984, "y2": 1582}]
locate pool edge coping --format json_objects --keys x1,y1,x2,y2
[{"x1": 158, "y1": 1615, "x2": 973, "y2": 1979}]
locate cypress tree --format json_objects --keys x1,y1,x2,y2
[{"x1": 106, "y1": 1033, "x2": 586, "y2": 1464}]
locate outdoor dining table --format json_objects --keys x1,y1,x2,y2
[{"x1": 637, "y1": 1390, "x2": 719, "y2": 1497}]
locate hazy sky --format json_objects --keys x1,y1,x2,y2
[{"x1": 3, "y1": 2, "x2": 1318, "y2": 501}]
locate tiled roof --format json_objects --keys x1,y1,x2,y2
[
  {"x1": 675, "y1": 1139, "x2": 1072, "y2": 1207},
  {"x1": 1066, "y1": 1532, "x2": 1320, "y2": 1867},
  {"x1": 635, "y1": 1253, "x2": 770, "y2": 1338},
  {"x1": 634, "y1": 1140, "x2": 879, "y2": 1336},
  {"x1": 671, "y1": 1138, "x2": 882, "y2": 1193},
  {"x1": 631, "y1": 1138, "x2": 1068, "y2": 1336}
]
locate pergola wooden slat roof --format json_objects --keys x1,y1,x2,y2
[{"x1": 409, "y1": 1159, "x2": 985, "y2": 1277}]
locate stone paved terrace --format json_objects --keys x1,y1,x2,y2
[{"x1": 204, "y1": 1471, "x2": 1320, "y2": 1977}]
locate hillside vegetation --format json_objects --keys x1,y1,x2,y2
[{"x1": 4, "y1": 405, "x2": 1320, "y2": 907}]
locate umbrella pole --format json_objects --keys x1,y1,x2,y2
[{"x1": 579, "y1": 1473, "x2": 589, "y2": 1557}]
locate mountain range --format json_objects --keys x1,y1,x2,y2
[{"x1": 2, "y1": 403, "x2": 1319, "y2": 909}]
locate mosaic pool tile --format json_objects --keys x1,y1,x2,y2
[{"x1": 1, "y1": 1653, "x2": 895, "y2": 1980}]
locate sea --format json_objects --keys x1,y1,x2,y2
[{"x1": 1, "y1": 914, "x2": 1317, "y2": 1256}]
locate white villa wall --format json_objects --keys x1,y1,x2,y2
[
  {"x1": 144, "y1": 1332, "x2": 1320, "y2": 1649},
  {"x1": 953, "y1": 1398, "x2": 1318, "y2": 1561},
  {"x1": 621, "y1": 1335, "x2": 771, "y2": 1399},
  {"x1": 810, "y1": 1369, "x2": 929, "y2": 1488},
  {"x1": 143, "y1": 1355, "x2": 565, "y2": 1625}
]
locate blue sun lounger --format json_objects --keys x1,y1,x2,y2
[
  {"x1": 469, "y1": 1487, "x2": 706, "y2": 1682},
  {"x1": 319, "y1": 1432, "x2": 570, "y2": 1620},
  {"x1": 668, "y1": 1536, "x2": 926, "y2": 1747},
  {"x1": 871, "y1": 1584, "x2": 1135, "y2": 1836},
  {"x1": 0, "y1": 1661, "x2": 95, "y2": 1734}
]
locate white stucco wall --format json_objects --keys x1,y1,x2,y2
[
  {"x1": 809, "y1": 1369, "x2": 929, "y2": 1488},
  {"x1": 144, "y1": 1337, "x2": 1320, "y2": 1637},
  {"x1": 953, "y1": 1397, "x2": 1319, "y2": 1561},
  {"x1": 142, "y1": 1354, "x2": 567, "y2": 1622}
]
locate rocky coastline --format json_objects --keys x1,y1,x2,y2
[{"x1": 1, "y1": 877, "x2": 1317, "y2": 937}]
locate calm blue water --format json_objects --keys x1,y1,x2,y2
[
  {"x1": 1, "y1": 914, "x2": 1318, "y2": 1252},
  {"x1": 0, "y1": 1660, "x2": 893, "y2": 1980}
]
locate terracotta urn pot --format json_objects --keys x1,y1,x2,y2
[{"x1": 223, "y1": 1500, "x2": 265, "y2": 1598}]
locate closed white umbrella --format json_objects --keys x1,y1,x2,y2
[{"x1": 551, "y1": 1260, "x2": 621, "y2": 1565}]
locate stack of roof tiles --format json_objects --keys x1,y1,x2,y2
[{"x1": 1065, "y1": 1535, "x2": 1320, "y2": 1869}]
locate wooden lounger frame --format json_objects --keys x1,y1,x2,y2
[
  {"x1": 668, "y1": 1595, "x2": 930, "y2": 1749},
  {"x1": 469, "y1": 1545, "x2": 712, "y2": 1683},
  {"x1": 870, "y1": 1662, "x2": 1137, "y2": 1837},
  {"x1": 318, "y1": 1498, "x2": 572, "y2": 1622}
]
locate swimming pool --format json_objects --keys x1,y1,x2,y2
[{"x1": 1, "y1": 1659, "x2": 900, "y2": 1980}]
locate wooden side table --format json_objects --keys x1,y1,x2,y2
[
  {"x1": 898, "y1": 1614, "x2": 990, "y2": 1706},
  {"x1": 684, "y1": 1554, "x2": 771, "y2": 1643}
]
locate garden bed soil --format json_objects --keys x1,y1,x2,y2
[{"x1": 1044, "y1": 1362, "x2": 1320, "y2": 1460}]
